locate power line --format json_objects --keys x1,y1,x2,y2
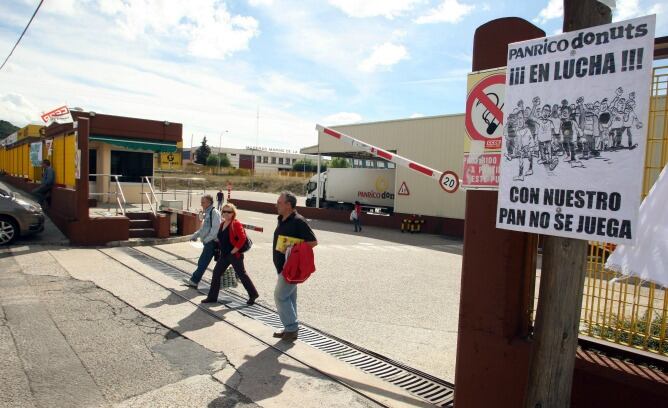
[{"x1": 0, "y1": 0, "x2": 45, "y2": 72}]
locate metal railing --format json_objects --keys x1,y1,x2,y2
[
  {"x1": 88, "y1": 174, "x2": 127, "y2": 216},
  {"x1": 532, "y1": 66, "x2": 668, "y2": 357},
  {"x1": 578, "y1": 66, "x2": 668, "y2": 355},
  {"x1": 141, "y1": 176, "x2": 159, "y2": 215},
  {"x1": 150, "y1": 174, "x2": 208, "y2": 211}
]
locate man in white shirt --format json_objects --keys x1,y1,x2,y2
[{"x1": 184, "y1": 194, "x2": 221, "y2": 288}]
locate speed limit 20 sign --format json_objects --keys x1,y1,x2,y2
[{"x1": 439, "y1": 171, "x2": 459, "y2": 193}]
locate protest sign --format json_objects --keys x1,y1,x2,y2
[{"x1": 496, "y1": 15, "x2": 655, "y2": 244}]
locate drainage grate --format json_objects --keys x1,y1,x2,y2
[{"x1": 118, "y1": 247, "x2": 455, "y2": 407}]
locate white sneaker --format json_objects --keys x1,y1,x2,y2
[{"x1": 182, "y1": 277, "x2": 198, "y2": 288}]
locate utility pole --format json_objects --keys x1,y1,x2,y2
[
  {"x1": 524, "y1": 1, "x2": 612, "y2": 407},
  {"x1": 219, "y1": 130, "x2": 227, "y2": 175}
]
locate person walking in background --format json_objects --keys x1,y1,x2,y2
[
  {"x1": 216, "y1": 189, "x2": 224, "y2": 211},
  {"x1": 183, "y1": 194, "x2": 221, "y2": 288},
  {"x1": 272, "y1": 191, "x2": 318, "y2": 341},
  {"x1": 202, "y1": 203, "x2": 259, "y2": 305},
  {"x1": 32, "y1": 159, "x2": 54, "y2": 207},
  {"x1": 353, "y1": 201, "x2": 362, "y2": 232}
]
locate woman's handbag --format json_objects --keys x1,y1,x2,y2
[
  {"x1": 221, "y1": 266, "x2": 238, "y2": 288},
  {"x1": 350, "y1": 210, "x2": 358, "y2": 221}
]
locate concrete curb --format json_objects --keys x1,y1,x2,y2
[{"x1": 105, "y1": 235, "x2": 192, "y2": 248}]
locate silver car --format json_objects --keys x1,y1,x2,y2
[{"x1": 0, "y1": 185, "x2": 45, "y2": 245}]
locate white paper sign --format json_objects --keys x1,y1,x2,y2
[
  {"x1": 41, "y1": 105, "x2": 73, "y2": 125},
  {"x1": 496, "y1": 15, "x2": 655, "y2": 244}
]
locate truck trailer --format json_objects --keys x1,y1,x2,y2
[{"x1": 305, "y1": 168, "x2": 396, "y2": 212}]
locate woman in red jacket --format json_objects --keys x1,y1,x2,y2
[{"x1": 202, "y1": 203, "x2": 259, "y2": 305}]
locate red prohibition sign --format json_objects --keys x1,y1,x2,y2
[
  {"x1": 439, "y1": 170, "x2": 459, "y2": 193},
  {"x1": 465, "y1": 74, "x2": 505, "y2": 146}
]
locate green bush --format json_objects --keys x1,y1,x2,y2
[
  {"x1": 206, "y1": 154, "x2": 231, "y2": 167},
  {"x1": 293, "y1": 159, "x2": 327, "y2": 172}
]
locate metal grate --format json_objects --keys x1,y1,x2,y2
[{"x1": 117, "y1": 247, "x2": 455, "y2": 407}]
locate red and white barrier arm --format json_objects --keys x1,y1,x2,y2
[
  {"x1": 315, "y1": 124, "x2": 460, "y2": 193},
  {"x1": 241, "y1": 223, "x2": 263, "y2": 232}
]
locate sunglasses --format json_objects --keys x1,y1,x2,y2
[{"x1": 221, "y1": 210, "x2": 234, "y2": 214}]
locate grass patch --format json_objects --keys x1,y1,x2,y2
[
  {"x1": 588, "y1": 311, "x2": 668, "y2": 354},
  {"x1": 156, "y1": 171, "x2": 308, "y2": 195}
]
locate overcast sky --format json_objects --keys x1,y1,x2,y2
[{"x1": 0, "y1": 0, "x2": 665, "y2": 149}]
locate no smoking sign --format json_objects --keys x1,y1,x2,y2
[{"x1": 465, "y1": 73, "x2": 505, "y2": 150}]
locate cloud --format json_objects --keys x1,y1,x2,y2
[
  {"x1": 0, "y1": 93, "x2": 39, "y2": 126},
  {"x1": 358, "y1": 42, "x2": 409, "y2": 73},
  {"x1": 97, "y1": 0, "x2": 260, "y2": 60},
  {"x1": 614, "y1": 0, "x2": 663, "y2": 21},
  {"x1": 259, "y1": 73, "x2": 335, "y2": 101},
  {"x1": 328, "y1": 0, "x2": 422, "y2": 19},
  {"x1": 414, "y1": 0, "x2": 475, "y2": 24},
  {"x1": 399, "y1": 68, "x2": 469, "y2": 84},
  {"x1": 248, "y1": 0, "x2": 274, "y2": 6},
  {"x1": 533, "y1": 0, "x2": 562, "y2": 24},
  {"x1": 322, "y1": 112, "x2": 362, "y2": 125}
]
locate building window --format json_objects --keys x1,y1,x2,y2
[
  {"x1": 231, "y1": 154, "x2": 236, "y2": 156},
  {"x1": 271, "y1": 157, "x2": 277, "y2": 164},
  {"x1": 89, "y1": 149, "x2": 97, "y2": 181},
  {"x1": 263, "y1": 156, "x2": 268, "y2": 163},
  {"x1": 388, "y1": 162, "x2": 396, "y2": 169},
  {"x1": 279, "y1": 158, "x2": 284, "y2": 165},
  {"x1": 110, "y1": 150, "x2": 153, "y2": 183},
  {"x1": 256, "y1": 156, "x2": 262, "y2": 163}
]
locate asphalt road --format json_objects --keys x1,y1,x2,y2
[{"x1": 156, "y1": 207, "x2": 463, "y2": 382}]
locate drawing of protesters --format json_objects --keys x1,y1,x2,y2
[
  {"x1": 559, "y1": 106, "x2": 583, "y2": 162},
  {"x1": 577, "y1": 97, "x2": 599, "y2": 159},
  {"x1": 623, "y1": 96, "x2": 642, "y2": 149},
  {"x1": 530, "y1": 98, "x2": 559, "y2": 171},
  {"x1": 598, "y1": 98, "x2": 613, "y2": 150},
  {"x1": 513, "y1": 114, "x2": 535, "y2": 182},
  {"x1": 504, "y1": 112, "x2": 518, "y2": 160},
  {"x1": 610, "y1": 97, "x2": 626, "y2": 150}
]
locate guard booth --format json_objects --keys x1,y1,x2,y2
[{"x1": 0, "y1": 111, "x2": 201, "y2": 245}]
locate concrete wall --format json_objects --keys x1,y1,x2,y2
[{"x1": 317, "y1": 114, "x2": 467, "y2": 219}]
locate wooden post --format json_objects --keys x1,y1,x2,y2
[{"x1": 524, "y1": 2, "x2": 611, "y2": 407}]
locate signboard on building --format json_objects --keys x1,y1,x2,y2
[
  {"x1": 29, "y1": 142, "x2": 42, "y2": 166},
  {"x1": 159, "y1": 151, "x2": 182, "y2": 168},
  {"x1": 496, "y1": 15, "x2": 655, "y2": 244},
  {"x1": 462, "y1": 68, "x2": 505, "y2": 189},
  {"x1": 4, "y1": 132, "x2": 18, "y2": 146}
]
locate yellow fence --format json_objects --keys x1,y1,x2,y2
[
  {"x1": 0, "y1": 130, "x2": 77, "y2": 188},
  {"x1": 579, "y1": 66, "x2": 668, "y2": 355}
]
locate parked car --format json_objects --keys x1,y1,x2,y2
[{"x1": 0, "y1": 186, "x2": 45, "y2": 245}]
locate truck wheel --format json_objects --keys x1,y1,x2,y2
[{"x1": 0, "y1": 216, "x2": 19, "y2": 245}]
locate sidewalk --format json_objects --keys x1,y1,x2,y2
[{"x1": 0, "y1": 245, "x2": 433, "y2": 407}]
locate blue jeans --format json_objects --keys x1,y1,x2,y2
[
  {"x1": 191, "y1": 241, "x2": 216, "y2": 283},
  {"x1": 274, "y1": 273, "x2": 298, "y2": 332}
]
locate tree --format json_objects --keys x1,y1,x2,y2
[
  {"x1": 195, "y1": 136, "x2": 211, "y2": 165},
  {"x1": 206, "y1": 153, "x2": 231, "y2": 167},
  {"x1": 292, "y1": 159, "x2": 327, "y2": 172},
  {"x1": 329, "y1": 157, "x2": 350, "y2": 168},
  {"x1": 0, "y1": 120, "x2": 19, "y2": 140}
]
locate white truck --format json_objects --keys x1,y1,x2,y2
[{"x1": 304, "y1": 168, "x2": 396, "y2": 212}]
